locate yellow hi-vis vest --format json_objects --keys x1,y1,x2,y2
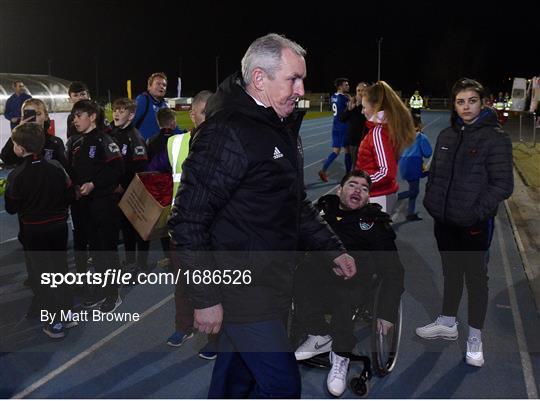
[
  {"x1": 409, "y1": 95, "x2": 423, "y2": 109},
  {"x1": 167, "y1": 131, "x2": 191, "y2": 204}
]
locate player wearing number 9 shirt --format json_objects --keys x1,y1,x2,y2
[{"x1": 319, "y1": 78, "x2": 350, "y2": 182}]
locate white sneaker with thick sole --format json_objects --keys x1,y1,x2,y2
[
  {"x1": 327, "y1": 351, "x2": 350, "y2": 397},
  {"x1": 294, "y1": 334, "x2": 332, "y2": 360},
  {"x1": 416, "y1": 317, "x2": 458, "y2": 340},
  {"x1": 466, "y1": 338, "x2": 484, "y2": 367}
]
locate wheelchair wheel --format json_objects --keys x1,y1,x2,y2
[
  {"x1": 371, "y1": 287, "x2": 403, "y2": 377},
  {"x1": 350, "y1": 376, "x2": 370, "y2": 397}
]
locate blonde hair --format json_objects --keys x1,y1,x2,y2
[
  {"x1": 365, "y1": 81, "x2": 415, "y2": 155},
  {"x1": 21, "y1": 98, "x2": 49, "y2": 119}
]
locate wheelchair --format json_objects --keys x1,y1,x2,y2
[{"x1": 289, "y1": 273, "x2": 403, "y2": 397}]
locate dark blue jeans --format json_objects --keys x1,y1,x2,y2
[
  {"x1": 208, "y1": 319, "x2": 301, "y2": 399},
  {"x1": 398, "y1": 179, "x2": 420, "y2": 215}
]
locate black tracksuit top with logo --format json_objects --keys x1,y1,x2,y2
[
  {"x1": 5, "y1": 155, "x2": 71, "y2": 224},
  {"x1": 110, "y1": 124, "x2": 148, "y2": 190},
  {"x1": 66, "y1": 128, "x2": 124, "y2": 198}
]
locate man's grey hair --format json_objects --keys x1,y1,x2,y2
[
  {"x1": 241, "y1": 33, "x2": 306, "y2": 85},
  {"x1": 192, "y1": 90, "x2": 213, "y2": 107}
]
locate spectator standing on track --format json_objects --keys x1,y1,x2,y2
[
  {"x1": 66, "y1": 100, "x2": 124, "y2": 313},
  {"x1": 109, "y1": 98, "x2": 149, "y2": 273},
  {"x1": 4, "y1": 80, "x2": 31, "y2": 130},
  {"x1": 1, "y1": 98, "x2": 68, "y2": 298},
  {"x1": 355, "y1": 81, "x2": 415, "y2": 213},
  {"x1": 146, "y1": 108, "x2": 178, "y2": 172},
  {"x1": 168, "y1": 33, "x2": 356, "y2": 398},
  {"x1": 397, "y1": 112, "x2": 432, "y2": 221},
  {"x1": 2, "y1": 98, "x2": 67, "y2": 168},
  {"x1": 409, "y1": 89, "x2": 423, "y2": 116},
  {"x1": 4, "y1": 123, "x2": 75, "y2": 339},
  {"x1": 340, "y1": 82, "x2": 368, "y2": 171},
  {"x1": 66, "y1": 82, "x2": 97, "y2": 139},
  {"x1": 319, "y1": 78, "x2": 350, "y2": 182},
  {"x1": 145, "y1": 108, "x2": 179, "y2": 270},
  {"x1": 294, "y1": 170, "x2": 404, "y2": 397},
  {"x1": 133, "y1": 72, "x2": 181, "y2": 141},
  {"x1": 417, "y1": 78, "x2": 514, "y2": 367},
  {"x1": 166, "y1": 90, "x2": 218, "y2": 360}
]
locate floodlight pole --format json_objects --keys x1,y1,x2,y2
[
  {"x1": 215, "y1": 55, "x2": 220, "y2": 90},
  {"x1": 377, "y1": 37, "x2": 383, "y2": 81},
  {"x1": 95, "y1": 56, "x2": 99, "y2": 99}
]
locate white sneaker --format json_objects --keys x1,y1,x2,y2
[
  {"x1": 466, "y1": 337, "x2": 484, "y2": 367},
  {"x1": 327, "y1": 351, "x2": 350, "y2": 397},
  {"x1": 294, "y1": 334, "x2": 332, "y2": 360},
  {"x1": 416, "y1": 317, "x2": 458, "y2": 340}
]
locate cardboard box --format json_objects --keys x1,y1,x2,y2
[{"x1": 119, "y1": 172, "x2": 171, "y2": 241}]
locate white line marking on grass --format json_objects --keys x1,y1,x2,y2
[
  {"x1": 496, "y1": 220, "x2": 538, "y2": 399},
  {"x1": 11, "y1": 294, "x2": 174, "y2": 399}
]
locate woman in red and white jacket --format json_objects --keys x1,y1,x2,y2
[{"x1": 356, "y1": 81, "x2": 415, "y2": 212}]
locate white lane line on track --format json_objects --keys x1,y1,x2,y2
[
  {"x1": 304, "y1": 158, "x2": 325, "y2": 169},
  {"x1": 302, "y1": 131, "x2": 328, "y2": 140},
  {"x1": 311, "y1": 184, "x2": 339, "y2": 204},
  {"x1": 11, "y1": 293, "x2": 174, "y2": 399},
  {"x1": 422, "y1": 115, "x2": 443, "y2": 130},
  {"x1": 496, "y1": 218, "x2": 538, "y2": 399},
  {"x1": 0, "y1": 237, "x2": 18, "y2": 245},
  {"x1": 303, "y1": 140, "x2": 330, "y2": 150}
]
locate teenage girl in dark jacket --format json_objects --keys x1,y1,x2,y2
[{"x1": 417, "y1": 78, "x2": 513, "y2": 368}]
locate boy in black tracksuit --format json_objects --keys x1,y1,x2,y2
[
  {"x1": 110, "y1": 98, "x2": 149, "y2": 272},
  {"x1": 294, "y1": 170, "x2": 404, "y2": 396},
  {"x1": 5, "y1": 123, "x2": 74, "y2": 339},
  {"x1": 66, "y1": 100, "x2": 124, "y2": 313}
]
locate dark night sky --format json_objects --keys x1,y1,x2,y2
[{"x1": 1, "y1": 0, "x2": 538, "y2": 99}]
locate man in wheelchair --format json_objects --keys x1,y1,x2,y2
[{"x1": 293, "y1": 169, "x2": 405, "y2": 397}]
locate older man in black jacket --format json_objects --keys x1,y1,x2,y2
[{"x1": 168, "y1": 33, "x2": 356, "y2": 398}]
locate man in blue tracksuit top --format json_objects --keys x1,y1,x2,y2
[
  {"x1": 133, "y1": 72, "x2": 181, "y2": 140},
  {"x1": 4, "y1": 81, "x2": 32, "y2": 130}
]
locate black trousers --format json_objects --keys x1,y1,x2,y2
[
  {"x1": 294, "y1": 250, "x2": 404, "y2": 354},
  {"x1": 24, "y1": 220, "x2": 72, "y2": 318},
  {"x1": 72, "y1": 196, "x2": 120, "y2": 299},
  {"x1": 434, "y1": 219, "x2": 494, "y2": 329},
  {"x1": 71, "y1": 200, "x2": 90, "y2": 274},
  {"x1": 118, "y1": 210, "x2": 149, "y2": 268}
]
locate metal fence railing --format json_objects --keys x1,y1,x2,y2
[{"x1": 517, "y1": 111, "x2": 538, "y2": 147}]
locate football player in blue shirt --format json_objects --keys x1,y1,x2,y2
[{"x1": 319, "y1": 78, "x2": 350, "y2": 182}]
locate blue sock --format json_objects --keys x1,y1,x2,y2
[
  {"x1": 323, "y1": 152, "x2": 338, "y2": 171},
  {"x1": 344, "y1": 153, "x2": 352, "y2": 172}
]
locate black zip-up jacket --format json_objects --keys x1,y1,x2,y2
[
  {"x1": 1, "y1": 121, "x2": 67, "y2": 168},
  {"x1": 424, "y1": 108, "x2": 513, "y2": 226},
  {"x1": 339, "y1": 105, "x2": 367, "y2": 146},
  {"x1": 168, "y1": 72, "x2": 345, "y2": 323},
  {"x1": 66, "y1": 128, "x2": 124, "y2": 199},
  {"x1": 315, "y1": 195, "x2": 404, "y2": 322},
  {"x1": 110, "y1": 123, "x2": 148, "y2": 190},
  {"x1": 5, "y1": 155, "x2": 71, "y2": 224}
]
